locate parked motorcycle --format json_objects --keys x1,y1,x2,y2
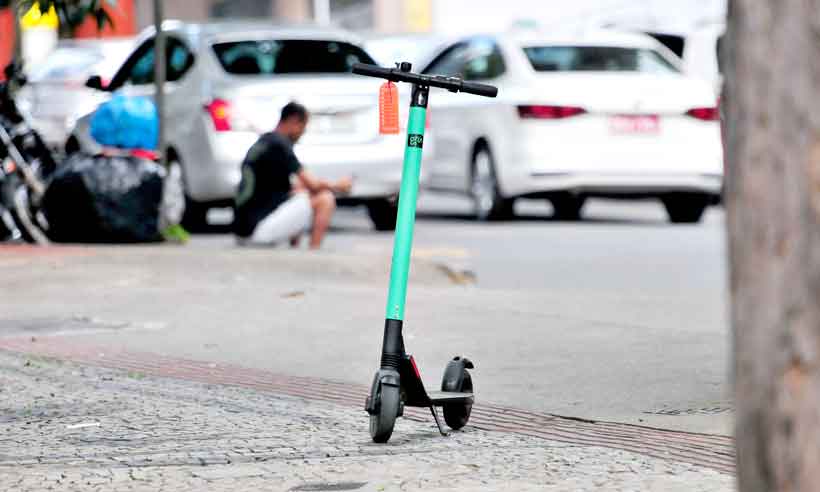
[{"x1": 0, "y1": 62, "x2": 58, "y2": 244}]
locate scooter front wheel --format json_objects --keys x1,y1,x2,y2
[{"x1": 370, "y1": 383, "x2": 400, "y2": 443}]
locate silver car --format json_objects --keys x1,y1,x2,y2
[
  {"x1": 16, "y1": 38, "x2": 135, "y2": 150},
  {"x1": 70, "y1": 21, "x2": 413, "y2": 230}
]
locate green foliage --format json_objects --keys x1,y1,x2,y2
[{"x1": 15, "y1": 0, "x2": 115, "y2": 32}]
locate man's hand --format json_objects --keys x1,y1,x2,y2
[
  {"x1": 297, "y1": 170, "x2": 353, "y2": 195},
  {"x1": 334, "y1": 176, "x2": 353, "y2": 194}
]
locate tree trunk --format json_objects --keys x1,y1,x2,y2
[{"x1": 726, "y1": 1, "x2": 820, "y2": 491}]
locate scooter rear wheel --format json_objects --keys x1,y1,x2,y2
[
  {"x1": 443, "y1": 370, "x2": 473, "y2": 430},
  {"x1": 370, "y1": 383, "x2": 400, "y2": 443}
]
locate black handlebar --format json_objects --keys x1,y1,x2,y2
[
  {"x1": 352, "y1": 63, "x2": 498, "y2": 98},
  {"x1": 460, "y1": 80, "x2": 498, "y2": 98}
]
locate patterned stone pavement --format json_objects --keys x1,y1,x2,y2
[{"x1": 0, "y1": 351, "x2": 733, "y2": 491}]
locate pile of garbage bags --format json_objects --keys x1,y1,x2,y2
[
  {"x1": 43, "y1": 95, "x2": 168, "y2": 243},
  {"x1": 43, "y1": 153, "x2": 164, "y2": 243}
]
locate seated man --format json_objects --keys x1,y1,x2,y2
[{"x1": 233, "y1": 102, "x2": 352, "y2": 249}]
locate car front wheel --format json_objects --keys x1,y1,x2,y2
[{"x1": 471, "y1": 146, "x2": 514, "y2": 221}]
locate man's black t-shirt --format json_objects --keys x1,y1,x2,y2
[{"x1": 233, "y1": 132, "x2": 302, "y2": 237}]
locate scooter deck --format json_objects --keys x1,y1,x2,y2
[{"x1": 426, "y1": 391, "x2": 474, "y2": 405}]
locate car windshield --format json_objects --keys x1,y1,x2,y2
[
  {"x1": 523, "y1": 46, "x2": 679, "y2": 74},
  {"x1": 212, "y1": 39, "x2": 376, "y2": 75},
  {"x1": 29, "y1": 47, "x2": 103, "y2": 81},
  {"x1": 29, "y1": 43, "x2": 134, "y2": 82},
  {"x1": 365, "y1": 37, "x2": 445, "y2": 67}
]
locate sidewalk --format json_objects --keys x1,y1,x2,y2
[
  {"x1": 0, "y1": 352, "x2": 732, "y2": 492},
  {"x1": 0, "y1": 244, "x2": 731, "y2": 435}
]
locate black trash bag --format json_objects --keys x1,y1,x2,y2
[{"x1": 43, "y1": 153, "x2": 165, "y2": 243}]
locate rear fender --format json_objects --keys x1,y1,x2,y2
[{"x1": 441, "y1": 356, "x2": 474, "y2": 392}]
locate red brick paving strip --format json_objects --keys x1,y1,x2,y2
[
  {"x1": 0, "y1": 335, "x2": 735, "y2": 474},
  {"x1": 0, "y1": 244, "x2": 91, "y2": 256}
]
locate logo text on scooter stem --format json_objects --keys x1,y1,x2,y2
[{"x1": 407, "y1": 134, "x2": 424, "y2": 148}]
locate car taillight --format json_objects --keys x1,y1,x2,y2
[
  {"x1": 517, "y1": 105, "x2": 587, "y2": 119},
  {"x1": 205, "y1": 99, "x2": 232, "y2": 131},
  {"x1": 686, "y1": 107, "x2": 719, "y2": 121}
]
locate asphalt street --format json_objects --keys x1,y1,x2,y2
[
  {"x1": 1, "y1": 193, "x2": 731, "y2": 437},
  {"x1": 335, "y1": 194, "x2": 726, "y2": 296},
  {"x1": 200, "y1": 193, "x2": 727, "y2": 297}
]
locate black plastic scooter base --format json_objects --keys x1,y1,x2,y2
[
  {"x1": 426, "y1": 391, "x2": 474, "y2": 406},
  {"x1": 367, "y1": 318, "x2": 475, "y2": 438}
]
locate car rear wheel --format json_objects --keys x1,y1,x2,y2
[
  {"x1": 662, "y1": 193, "x2": 709, "y2": 224},
  {"x1": 163, "y1": 153, "x2": 208, "y2": 232},
  {"x1": 366, "y1": 197, "x2": 398, "y2": 231},
  {"x1": 471, "y1": 146, "x2": 514, "y2": 221},
  {"x1": 181, "y1": 197, "x2": 209, "y2": 232}
]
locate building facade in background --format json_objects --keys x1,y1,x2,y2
[
  {"x1": 0, "y1": 6, "x2": 13, "y2": 75},
  {"x1": 132, "y1": 0, "x2": 380, "y2": 30},
  {"x1": 127, "y1": 0, "x2": 722, "y2": 35}
]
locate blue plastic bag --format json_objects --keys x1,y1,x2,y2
[{"x1": 90, "y1": 94, "x2": 159, "y2": 150}]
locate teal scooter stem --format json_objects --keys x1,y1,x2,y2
[
  {"x1": 386, "y1": 98, "x2": 426, "y2": 321},
  {"x1": 353, "y1": 62, "x2": 498, "y2": 443}
]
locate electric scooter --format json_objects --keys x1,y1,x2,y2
[{"x1": 352, "y1": 62, "x2": 498, "y2": 443}]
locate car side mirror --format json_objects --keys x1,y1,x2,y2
[{"x1": 85, "y1": 75, "x2": 106, "y2": 91}]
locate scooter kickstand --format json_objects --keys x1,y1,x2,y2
[{"x1": 429, "y1": 406, "x2": 449, "y2": 436}]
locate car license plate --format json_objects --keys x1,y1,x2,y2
[
  {"x1": 312, "y1": 114, "x2": 356, "y2": 134},
  {"x1": 609, "y1": 115, "x2": 660, "y2": 134}
]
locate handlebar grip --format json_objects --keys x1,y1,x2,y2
[
  {"x1": 461, "y1": 81, "x2": 498, "y2": 98},
  {"x1": 352, "y1": 63, "x2": 394, "y2": 79}
]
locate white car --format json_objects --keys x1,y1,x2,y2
[
  {"x1": 420, "y1": 29, "x2": 723, "y2": 223},
  {"x1": 640, "y1": 23, "x2": 725, "y2": 94},
  {"x1": 15, "y1": 38, "x2": 135, "y2": 150},
  {"x1": 69, "y1": 21, "x2": 412, "y2": 231}
]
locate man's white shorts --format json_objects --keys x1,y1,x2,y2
[{"x1": 240, "y1": 193, "x2": 312, "y2": 246}]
